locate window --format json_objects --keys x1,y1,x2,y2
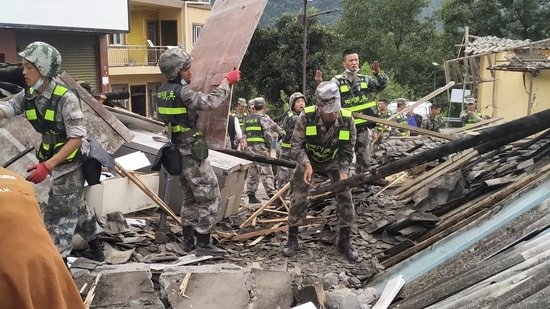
[
  {"x1": 192, "y1": 24, "x2": 203, "y2": 45},
  {"x1": 109, "y1": 33, "x2": 125, "y2": 45}
]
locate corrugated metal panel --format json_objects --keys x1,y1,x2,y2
[{"x1": 15, "y1": 31, "x2": 99, "y2": 92}]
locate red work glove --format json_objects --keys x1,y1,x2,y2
[
  {"x1": 26, "y1": 162, "x2": 51, "y2": 184},
  {"x1": 371, "y1": 61, "x2": 380, "y2": 75},
  {"x1": 225, "y1": 69, "x2": 241, "y2": 85}
]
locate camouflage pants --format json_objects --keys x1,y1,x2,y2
[
  {"x1": 288, "y1": 161, "x2": 356, "y2": 227},
  {"x1": 246, "y1": 143, "x2": 275, "y2": 196},
  {"x1": 275, "y1": 147, "x2": 292, "y2": 196},
  {"x1": 179, "y1": 155, "x2": 220, "y2": 234},
  {"x1": 43, "y1": 167, "x2": 101, "y2": 257},
  {"x1": 355, "y1": 129, "x2": 371, "y2": 174}
]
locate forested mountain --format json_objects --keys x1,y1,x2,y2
[{"x1": 258, "y1": 0, "x2": 444, "y2": 28}]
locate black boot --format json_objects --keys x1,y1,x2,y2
[
  {"x1": 282, "y1": 226, "x2": 299, "y2": 257},
  {"x1": 248, "y1": 194, "x2": 261, "y2": 204},
  {"x1": 338, "y1": 227, "x2": 359, "y2": 261},
  {"x1": 195, "y1": 233, "x2": 227, "y2": 256},
  {"x1": 82, "y1": 237, "x2": 105, "y2": 262},
  {"x1": 182, "y1": 226, "x2": 195, "y2": 252}
]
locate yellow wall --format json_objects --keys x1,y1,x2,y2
[
  {"x1": 110, "y1": 74, "x2": 163, "y2": 86},
  {"x1": 183, "y1": 5, "x2": 211, "y2": 53},
  {"x1": 478, "y1": 53, "x2": 550, "y2": 121}
]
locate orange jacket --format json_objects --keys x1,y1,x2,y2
[{"x1": 0, "y1": 167, "x2": 85, "y2": 309}]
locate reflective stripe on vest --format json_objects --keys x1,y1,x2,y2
[
  {"x1": 335, "y1": 75, "x2": 376, "y2": 125},
  {"x1": 25, "y1": 85, "x2": 80, "y2": 163},
  {"x1": 303, "y1": 106, "x2": 351, "y2": 163},
  {"x1": 245, "y1": 114, "x2": 265, "y2": 144},
  {"x1": 156, "y1": 83, "x2": 194, "y2": 135}
]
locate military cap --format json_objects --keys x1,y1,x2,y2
[
  {"x1": 315, "y1": 81, "x2": 341, "y2": 113},
  {"x1": 18, "y1": 41, "x2": 62, "y2": 77}
]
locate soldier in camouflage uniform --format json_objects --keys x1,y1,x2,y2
[
  {"x1": 421, "y1": 103, "x2": 443, "y2": 132},
  {"x1": 375, "y1": 98, "x2": 396, "y2": 141},
  {"x1": 243, "y1": 97, "x2": 284, "y2": 204},
  {"x1": 0, "y1": 41, "x2": 104, "y2": 262},
  {"x1": 282, "y1": 81, "x2": 359, "y2": 261},
  {"x1": 276, "y1": 92, "x2": 306, "y2": 192},
  {"x1": 156, "y1": 47, "x2": 241, "y2": 256},
  {"x1": 393, "y1": 98, "x2": 410, "y2": 136},
  {"x1": 316, "y1": 49, "x2": 388, "y2": 176}
]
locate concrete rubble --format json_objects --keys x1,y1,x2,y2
[{"x1": 73, "y1": 262, "x2": 293, "y2": 309}]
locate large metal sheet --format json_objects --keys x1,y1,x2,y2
[{"x1": 190, "y1": 0, "x2": 268, "y2": 149}]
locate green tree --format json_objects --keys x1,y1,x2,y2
[
  {"x1": 336, "y1": 0, "x2": 448, "y2": 101},
  {"x1": 234, "y1": 11, "x2": 339, "y2": 118},
  {"x1": 437, "y1": 0, "x2": 550, "y2": 46}
]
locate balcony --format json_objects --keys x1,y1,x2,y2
[{"x1": 108, "y1": 45, "x2": 168, "y2": 76}]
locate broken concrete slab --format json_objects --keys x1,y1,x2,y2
[
  {"x1": 162, "y1": 271, "x2": 249, "y2": 308},
  {"x1": 248, "y1": 268, "x2": 293, "y2": 309},
  {"x1": 87, "y1": 271, "x2": 164, "y2": 309},
  {"x1": 159, "y1": 264, "x2": 293, "y2": 309}
]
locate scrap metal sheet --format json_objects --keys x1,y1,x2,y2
[{"x1": 190, "y1": 0, "x2": 268, "y2": 149}]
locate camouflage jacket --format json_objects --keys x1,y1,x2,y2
[
  {"x1": 243, "y1": 113, "x2": 284, "y2": 147},
  {"x1": 421, "y1": 115, "x2": 443, "y2": 132},
  {"x1": 291, "y1": 108, "x2": 356, "y2": 174},
  {"x1": 0, "y1": 80, "x2": 88, "y2": 177}
]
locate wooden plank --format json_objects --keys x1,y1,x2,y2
[
  {"x1": 191, "y1": 0, "x2": 269, "y2": 149},
  {"x1": 115, "y1": 163, "x2": 181, "y2": 225},
  {"x1": 231, "y1": 225, "x2": 288, "y2": 241},
  {"x1": 353, "y1": 113, "x2": 457, "y2": 141},
  {"x1": 392, "y1": 150, "x2": 477, "y2": 198},
  {"x1": 248, "y1": 223, "x2": 283, "y2": 246},
  {"x1": 240, "y1": 182, "x2": 290, "y2": 228},
  {"x1": 59, "y1": 72, "x2": 134, "y2": 152},
  {"x1": 387, "y1": 82, "x2": 455, "y2": 121}
]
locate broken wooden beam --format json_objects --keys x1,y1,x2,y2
[
  {"x1": 214, "y1": 148, "x2": 297, "y2": 168},
  {"x1": 353, "y1": 113, "x2": 457, "y2": 141},
  {"x1": 240, "y1": 182, "x2": 290, "y2": 228},
  {"x1": 311, "y1": 108, "x2": 550, "y2": 196},
  {"x1": 115, "y1": 163, "x2": 181, "y2": 225},
  {"x1": 231, "y1": 225, "x2": 288, "y2": 241}
]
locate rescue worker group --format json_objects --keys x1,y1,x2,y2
[{"x1": 0, "y1": 42, "x2": 481, "y2": 267}]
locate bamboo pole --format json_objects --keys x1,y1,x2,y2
[
  {"x1": 240, "y1": 182, "x2": 290, "y2": 229},
  {"x1": 114, "y1": 162, "x2": 181, "y2": 225}
]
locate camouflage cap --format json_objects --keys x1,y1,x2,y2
[
  {"x1": 289, "y1": 92, "x2": 307, "y2": 111},
  {"x1": 315, "y1": 81, "x2": 341, "y2": 113},
  {"x1": 248, "y1": 99, "x2": 255, "y2": 107},
  {"x1": 237, "y1": 98, "x2": 247, "y2": 106},
  {"x1": 253, "y1": 97, "x2": 266, "y2": 110},
  {"x1": 158, "y1": 47, "x2": 193, "y2": 80},
  {"x1": 18, "y1": 41, "x2": 62, "y2": 77},
  {"x1": 396, "y1": 98, "x2": 407, "y2": 107}
]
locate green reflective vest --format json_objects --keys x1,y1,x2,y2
[
  {"x1": 244, "y1": 113, "x2": 266, "y2": 145},
  {"x1": 303, "y1": 106, "x2": 352, "y2": 163},
  {"x1": 24, "y1": 84, "x2": 80, "y2": 163},
  {"x1": 156, "y1": 82, "x2": 194, "y2": 135},
  {"x1": 334, "y1": 74, "x2": 377, "y2": 127}
]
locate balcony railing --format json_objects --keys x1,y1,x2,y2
[{"x1": 108, "y1": 45, "x2": 169, "y2": 67}]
